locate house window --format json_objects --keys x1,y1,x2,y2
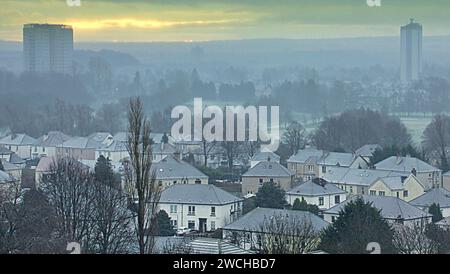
[
  {"x1": 170, "y1": 205, "x2": 177, "y2": 214},
  {"x1": 349, "y1": 186, "x2": 353, "y2": 194},
  {"x1": 259, "y1": 178, "x2": 263, "y2": 186},
  {"x1": 188, "y1": 220, "x2": 195, "y2": 229},
  {"x1": 370, "y1": 190, "x2": 376, "y2": 196},
  {"x1": 34, "y1": 147, "x2": 37, "y2": 152},
  {"x1": 195, "y1": 179, "x2": 201, "y2": 184},
  {"x1": 397, "y1": 192, "x2": 400, "y2": 198},
  {"x1": 171, "y1": 220, "x2": 178, "y2": 228},
  {"x1": 211, "y1": 221, "x2": 216, "y2": 231},
  {"x1": 379, "y1": 191, "x2": 385, "y2": 196},
  {"x1": 334, "y1": 195, "x2": 340, "y2": 204},
  {"x1": 322, "y1": 166, "x2": 326, "y2": 173},
  {"x1": 308, "y1": 165, "x2": 314, "y2": 172},
  {"x1": 173, "y1": 180, "x2": 177, "y2": 184},
  {"x1": 269, "y1": 178, "x2": 274, "y2": 183},
  {"x1": 319, "y1": 197, "x2": 324, "y2": 206},
  {"x1": 403, "y1": 190, "x2": 408, "y2": 197},
  {"x1": 211, "y1": 207, "x2": 216, "y2": 217},
  {"x1": 158, "y1": 181, "x2": 163, "y2": 187},
  {"x1": 42, "y1": 147, "x2": 46, "y2": 152},
  {"x1": 188, "y1": 206, "x2": 196, "y2": 216},
  {"x1": 331, "y1": 216, "x2": 336, "y2": 223}
]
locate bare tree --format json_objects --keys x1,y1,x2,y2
[
  {"x1": 201, "y1": 139, "x2": 216, "y2": 167},
  {"x1": 221, "y1": 141, "x2": 242, "y2": 176},
  {"x1": 423, "y1": 114, "x2": 450, "y2": 171},
  {"x1": 0, "y1": 186, "x2": 21, "y2": 253},
  {"x1": 161, "y1": 238, "x2": 193, "y2": 254},
  {"x1": 40, "y1": 157, "x2": 96, "y2": 251},
  {"x1": 392, "y1": 222, "x2": 438, "y2": 254},
  {"x1": 91, "y1": 172, "x2": 134, "y2": 254},
  {"x1": 283, "y1": 121, "x2": 307, "y2": 156},
  {"x1": 124, "y1": 97, "x2": 161, "y2": 254},
  {"x1": 258, "y1": 214, "x2": 321, "y2": 254}
]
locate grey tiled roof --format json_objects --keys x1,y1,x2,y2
[
  {"x1": 250, "y1": 151, "x2": 280, "y2": 162},
  {"x1": 9, "y1": 153, "x2": 25, "y2": 165},
  {"x1": 287, "y1": 147, "x2": 357, "y2": 167},
  {"x1": 223, "y1": 207, "x2": 329, "y2": 232},
  {"x1": 375, "y1": 156, "x2": 441, "y2": 173},
  {"x1": 152, "y1": 156, "x2": 208, "y2": 180},
  {"x1": 321, "y1": 167, "x2": 408, "y2": 187},
  {"x1": 436, "y1": 216, "x2": 450, "y2": 227},
  {"x1": 62, "y1": 132, "x2": 113, "y2": 149},
  {"x1": 355, "y1": 144, "x2": 381, "y2": 157},
  {"x1": 410, "y1": 188, "x2": 450, "y2": 208},
  {"x1": 0, "y1": 159, "x2": 20, "y2": 171},
  {"x1": 287, "y1": 147, "x2": 325, "y2": 164},
  {"x1": 97, "y1": 140, "x2": 127, "y2": 152},
  {"x1": 324, "y1": 195, "x2": 431, "y2": 220},
  {"x1": 287, "y1": 179, "x2": 346, "y2": 196},
  {"x1": 36, "y1": 131, "x2": 71, "y2": 147},
  {"x1": 377, "y1": 176, "x2": 405, "y2": 191},
  {"x1": 0, "y1": 170, "x2": 17, "y2": 184},
  {"x1": 0, "y1": 134, "x2": 37, "y2": 146},
  {"x1": 152, "y1": 143, "x2": 177, "y2": 154},
  {"x1": 242, "y1": 161, "x2": 294, "y2": 177},
  {"x1": 321, "y1": 152, "x2": 357, "y2": 167},
  {"x1": 159, "y1": 184, "x2": 242, "y2": 205}
]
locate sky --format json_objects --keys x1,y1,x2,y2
[{"x1": 1, "y1": 0, "x2": 449, "y2": 42}]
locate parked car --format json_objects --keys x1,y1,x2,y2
[{"x1": 176, "y1": 227, "x2": 191, "y2": 236}]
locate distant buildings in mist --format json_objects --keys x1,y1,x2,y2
[
  {"x1": 20, "y1": 20, "x2": 423, "y2": 85},
  {"x1": 23, "y1": 24, "x2": 73, "y2": 74},
  {"x1": 400, "y1": 19, "x2": 423, "y2": 84}
]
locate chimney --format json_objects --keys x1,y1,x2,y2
[{"x1": 411, "y1": 168, "x2": 417, "y2": 176}]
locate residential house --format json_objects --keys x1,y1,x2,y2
[
  {"x1": 0, "y1": 146, "x2": 13, "y2": 162},
  {"x1": 152, "y1": 155, "x2": 208, "y2": 189},
  {"x1": 355, "y1": 144, "x2": 381, "y2": 163},
  {"x1": 241, "y1": 160, "x2": 294, "y2": 195},
  {"x1": 0, "y1": 147, "x2": 26, "y2": 168},
  {"x1": 57, "y1": 132, "x2": 113, "y2": 161},
  {"x1": 222, "y1": 207, "x2": 329, "y2": 253},
  {"x1": 152, "y1": 142, "x2": 178, "y2": 162},
  {"x1": 0, "y1": 133, "x2": 37, "y2": 159},
  {"x1": 112, "y1": 132, "x2": 175, "y2": 145},
  {"x1": 0, "y1": 170, "x2": 20, "y2": 201},
  {"x1": 191, "y1": 145, "x2": 227, "y2": 169},
  {"x1": 250, "y1": 150, "x2": 280, "y2": 168},
  {"x1": 374, "y1": 156, "x2": 442, "y2": 189},
  {"x1": 410, "y1": 188, "x2": 450, "y2": 218},
  {"x1": 367, "y1": 174, "x2": 426, "y2": 202},
  {"x1": 436, "y1": 216, "x2": 450, "y2": 230},
  {"x1": 323, "y1": 195, "x2": 432, "y2": 226},
  {"x1": 321, "y1": 166, "x2": 408, "y2": 196},
  {"x1": 95, "y1": 139, "x2": 129, "y2": 164},
  {"x1": 0, "y1": 159, "x2": 22, "y2": 184},
  {"x1": 286, "y1": 178, "x2": 347, "y2": 210},
  {"x1": 287, "y1": 147, "x2": 368, "y2": 182},
  {"x1": 444, "y1": 171, "x2": 450, "y2": 191},
  {"x1": 159, "y1": 184, "x2": 243, "y2": 232},
  {"x1": 33, "y1": 131, "x2": 71, "y2": 158},
  {"x1": 35, "y1": 156, "x2": 90, "y2": 188}
]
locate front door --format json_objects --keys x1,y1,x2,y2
[{"x1": 199, "y1": 218, "x2": 207, "y2": 233}]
